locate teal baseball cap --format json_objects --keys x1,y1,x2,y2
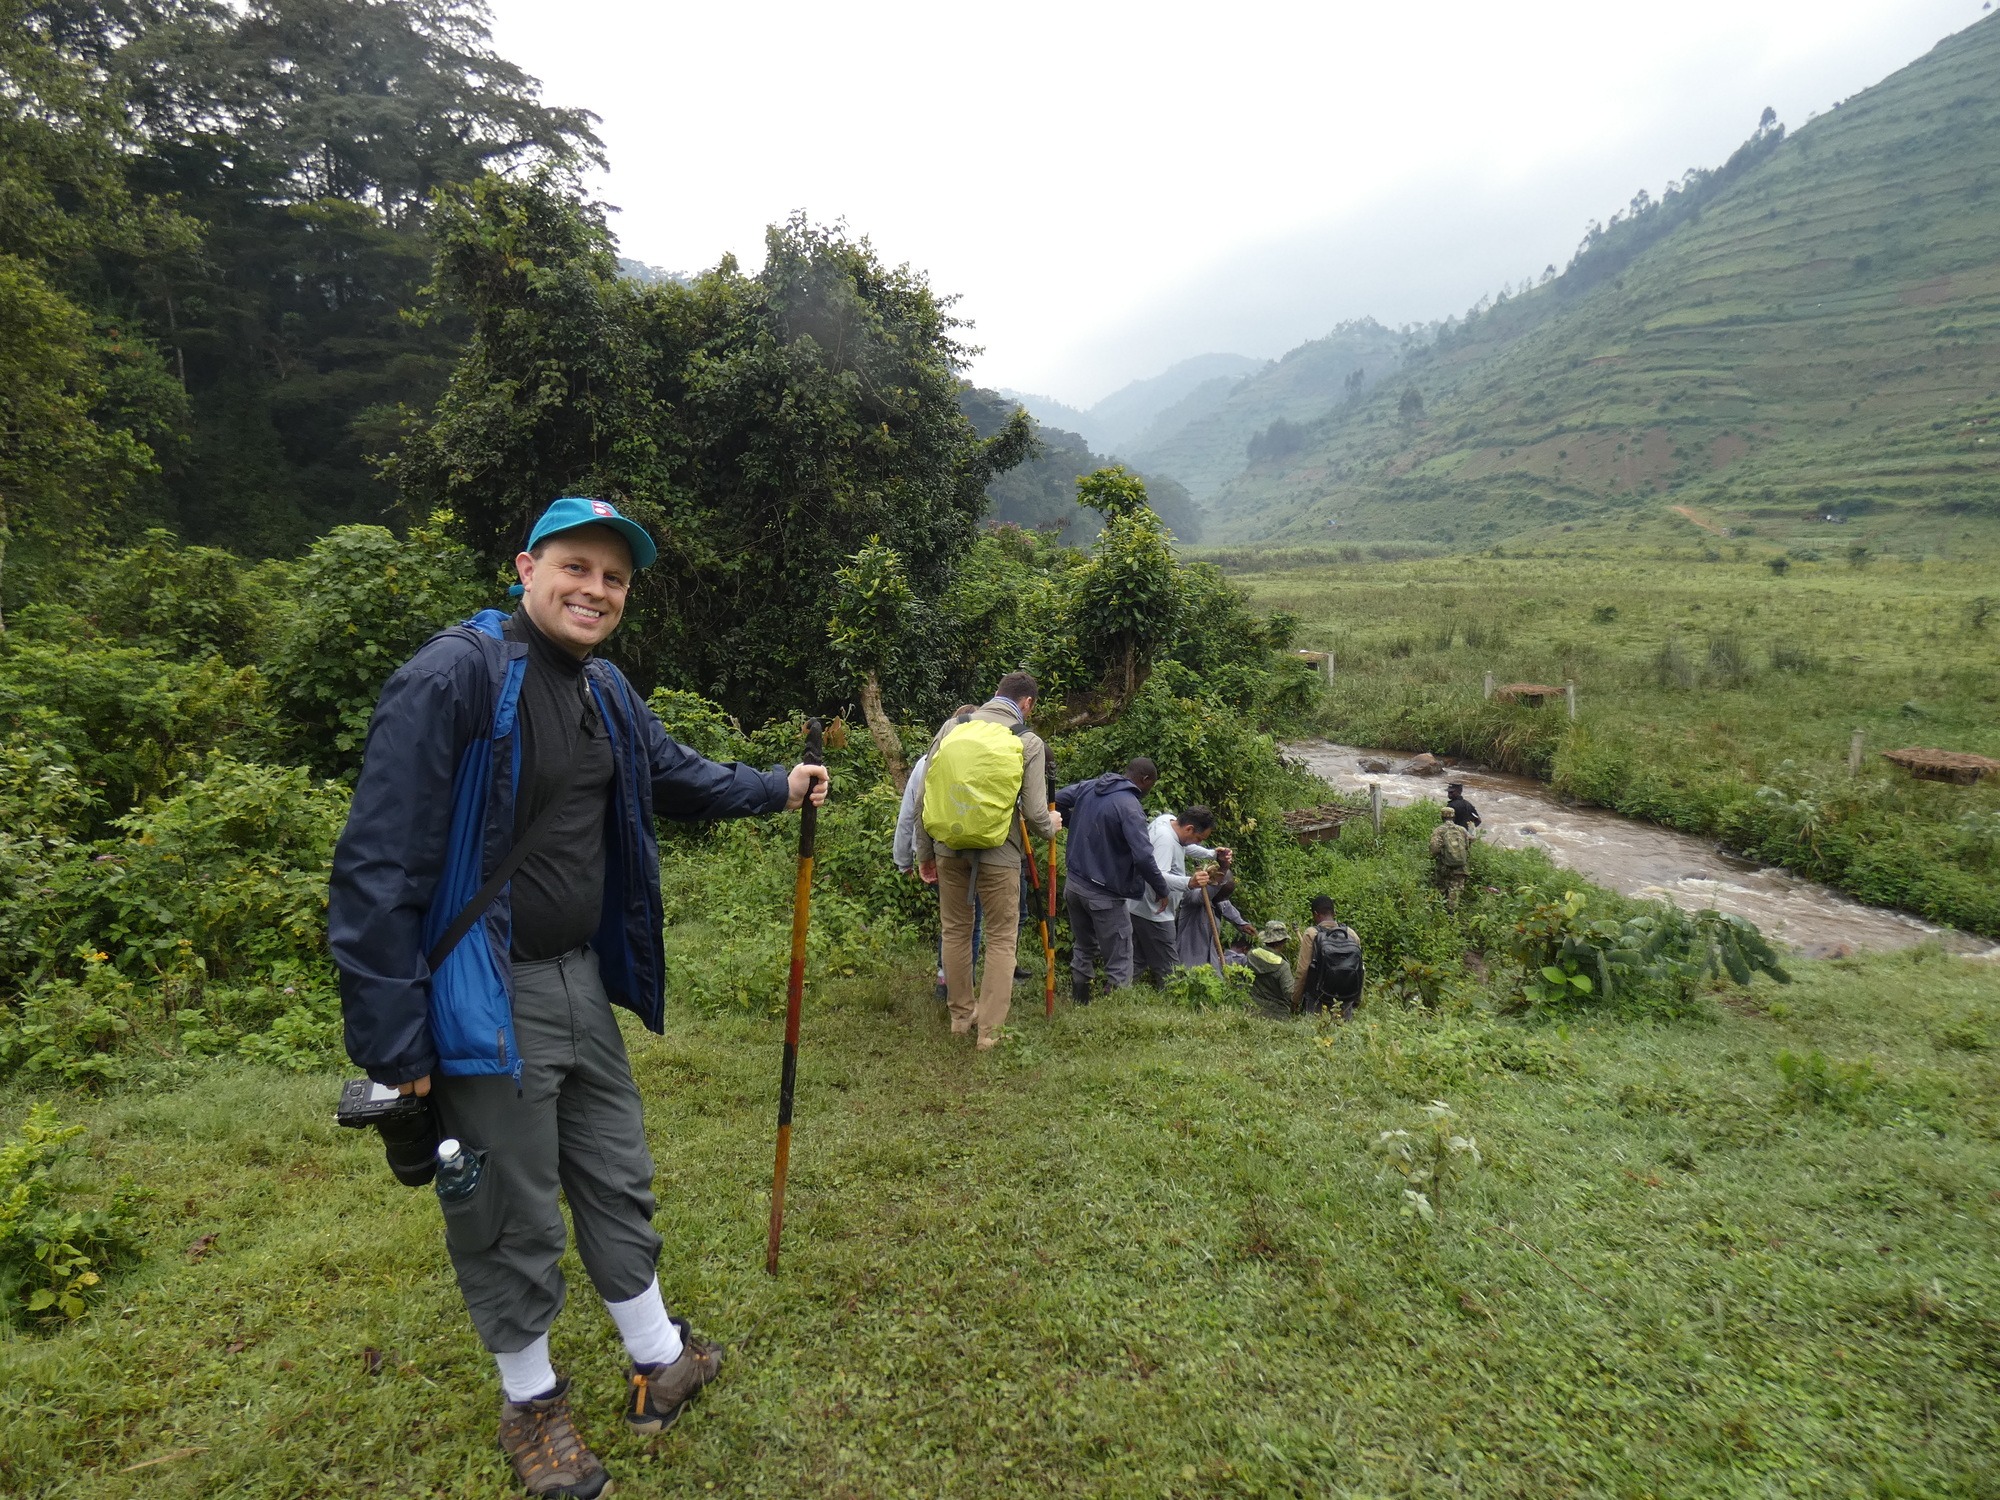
[{"x1": 524, "y1": 496, "x2": 657, "y2": 570}]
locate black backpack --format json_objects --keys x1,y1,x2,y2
[{"x1": 1309, "y1": 924, "x2": 1364, "y2": 1004}]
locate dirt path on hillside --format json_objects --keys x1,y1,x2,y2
[{"x1": 1670, "y1": 504, "x2": 1726, "y2": 534}]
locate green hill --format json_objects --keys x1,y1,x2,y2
[
  {"x1": 961, "y1": 386, "x2": 1204, "y2": 544},
  {"x1": 1124, "y1": 319, "x2": 1410, "y2": 501},
  {"x1": 1209, "y1": 15, "x2": 2000, "y2": 555}
]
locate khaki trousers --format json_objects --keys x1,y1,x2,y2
[{"x1": 938, "y1": 853, "x2": 1021, "y2": 1038}]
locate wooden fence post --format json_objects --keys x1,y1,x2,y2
[
  {"x1": 1482, "y1": 670, "x2": 1494, "y2": 700},
  {"x1": 1369, "y1": 782, "x2": 1383, "y2": 834},
  {"x1": 1565, "y1": 681, "x2": 1577, "y2": 721},
  {"x1": 1849, "y1": 728, "x2": 1864, "y2": 776}
]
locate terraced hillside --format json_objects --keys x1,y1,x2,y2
[
  {"x1": 1122, "y1": 319, "x2": 1409, "y2": 500},
  {"x1": 1210, "y1": 14, "x2": 2000, "y2": 550}
]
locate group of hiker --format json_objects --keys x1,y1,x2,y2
[
  {"x1": 893, "y1": 673, "x2": 1407, "y2": 1043},
  {"x1": 325, "y1": 494, "x2": 1491, "y2": 1499}
]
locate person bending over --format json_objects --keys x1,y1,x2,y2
[
  {"x1": 911, "y1": 675, "x2": 1059, "y2": 1048},
  {"x1": 1294, "y1": 895, "x2": 1365, "y2": 1021},
  {"x1": 1129, "y1": 804, "x2": 1224, "y2": 985}
]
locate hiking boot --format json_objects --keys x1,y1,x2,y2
[
  {"x1": 497, "y1": 1378, "x2": 612, "y2": 1498},
  {"x1": 1071, "y1": 979, "x2": 1092, "y2": 1007},
  {"x1": 624, "y1": 1318, "x2": 723, "y2": 1435}
]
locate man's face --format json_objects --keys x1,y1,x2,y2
[
  {"x1": 1173, "y1": 820, "x2": 1210, "y2": 846},
  {"x1": 515, "y1": 526, "x2": 633, "y2": 656}
]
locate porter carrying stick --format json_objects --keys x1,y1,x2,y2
[{"x1": 765, "y1": 718, "x2": 823, "y2": 1276}]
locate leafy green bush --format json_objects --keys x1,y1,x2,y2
[
  {"x1": 84, "y1": 528, "x2": 258, "y2": 663},
  {"x1": 1494, "y1": 887, "x2": 1787, "y2": 1016},
  {"x1": 0, "y1": 956, "x2": 136, "y2": 1089},
  {"x1": 0, "y1": 633, "x2": 274, "y2": 830},
  {"x1": 1775, "y1": 1049, "x2": 1881, "y2": 1118},
  {"x1": 46, "y1": 756, "x2": 348, "y2": 986},
  {"x1": 262, "y1": 518, "x2": 489, "y2": 776},
  {"x1": 0, "y1": 1105, "x2": 140, "y2": 1326},
  {"x1": 1157, "y1": 964, "x2": 1249, "y2": 1010}
]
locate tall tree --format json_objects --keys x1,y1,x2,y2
[
  {"x1": 0, "y1": 0, "x2": 191, "y2": 624},
  {"x1": 396, "y1": 179, "x2": 1034, "y2": 722},
  {"x1": 110, "y1": 0, "x2": 603, "y2": 552}
]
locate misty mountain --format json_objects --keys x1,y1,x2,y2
[
  {"x1": 1000, "y1": 351, "x2": 1262, "y2": 455},
  {"x1": 1207, "y1": 13, "x2": 2000, "y2": 548},
  {"x1": 960, "y1": 387, "x2": 1204, "y2": 546},
  {"x1": 1121, "y1": 319, "x2": 1413, "y2": 501}
]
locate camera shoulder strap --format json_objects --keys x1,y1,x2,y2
[{"x1": 425, "y1": 791, "x2": 568, "y2": 974}]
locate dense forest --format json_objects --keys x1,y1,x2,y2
[{"x1": 1, "y1": 0, "x2": 608, "y2": 574}]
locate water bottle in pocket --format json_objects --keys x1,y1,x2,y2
[{"x1": 434, "y1": 1137, "x2": 504, "y2": 1254}]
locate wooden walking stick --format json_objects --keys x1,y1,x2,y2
[
  {"x1": 1019, "y1": 813, "x2": 1057, "y2": 1019},
  {"x1": 765, "y1": 718, "x2": 823, "y2": 1276},
  {"x1": 1044, "y1": 756, "x2": 1060, "y2": 1016},
  {"x1": 1200, "y1": 885, "x2": 1227, "y2": 976}
]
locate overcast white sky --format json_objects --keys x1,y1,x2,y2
[{"x1": 487, "y1": 0, "x2": 1987, "y2": 406}]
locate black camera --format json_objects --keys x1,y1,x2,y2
[{"x1": 335, "y1": 1078, "x2": 442, "y2": 1188}]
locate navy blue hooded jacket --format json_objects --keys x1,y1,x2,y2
[
  {"x1": 328, "y1": 610, "x2": 788, "y2": 1087},
  {"x1": 1054, "y1": 773, "x2": 1170, "y2": 904}
]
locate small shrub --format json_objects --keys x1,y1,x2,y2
[
  {"x1": 0, "y1": 1105, "x2": 141, "y2": 1326},
  {"x1": 1375, "y1": 1100, "x2": 1480, "y2": 1223},
  {"x1": 1706, "y1": 632, "x2": 1751, "y2": 687},
  {"x1": 1768, "y1": 642, "x2": 1824, "y2": 673},
  {"x1": 0, "y1": 954, "x2": 135, "y2": 1089},
  {"x1": 1160, "y1": 964, "x2": 1248, "y2": 1010},
  {"x1": 1766, "y1": 556, "x2": 1790, "y2": 576},
  {"x1": 1652, "y1": 638, "x2": 1695, "y2": 689},
  {"x1": 1775, "y1": 1049, "x2": 1880, "y2": 1117}
]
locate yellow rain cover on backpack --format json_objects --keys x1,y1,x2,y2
[{"x1": 922, "y1": 719, "x2": 1025, "y2": 851}]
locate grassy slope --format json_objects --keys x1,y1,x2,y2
[
  {"x1": 1124, "y1": 322, "x2": 1410, "y2": 502},
  {"x1": 3, "y1": 946, "x2": 1997, "y2": 1498},
  {"x1": 1210, "y1": 15, "x2": 2000, "y2": 547},
  {"x1": 1231, "y1": 545, "x2": 2000, "y2": 768}
]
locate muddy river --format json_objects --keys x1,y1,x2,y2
[{"x1": 1283, "y1": 741, "x2": 1999, "y2": 960}]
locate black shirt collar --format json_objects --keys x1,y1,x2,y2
[{"x1": 506, "y1": 608, "x2": 589, "y2": 677}]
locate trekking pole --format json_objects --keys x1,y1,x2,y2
[
  {"x1": 1019, "y1": 813, "x2": 1057, "y2": 1019},
  {"x1": 765, "y1": 718, "x2": 823, "y2": 1276},
  {"x1": 1045, "y1": 758, "x2": 1060, "y2": 1017},
  {"x1": 1201, "y1": 886, "x2": 1227, "y2": 976}
]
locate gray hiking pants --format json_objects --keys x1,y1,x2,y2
[
  {"x1": 431, "y1": 945, "x2": 661, "y2": 1354},
  {"x1": 1067, "y1": 883, "x2": 1134, "y2": 993},
  {"x1": 1132, "y1": 916, "x2": 1177, "y2": 986}
]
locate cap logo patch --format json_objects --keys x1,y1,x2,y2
[{"x1": 591, "y1": 500, "x2": 614, "y2": 517}]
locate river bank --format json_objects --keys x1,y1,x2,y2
[{"x1": 1285, "y1": 740, "x2": 1999, "y2": 960}]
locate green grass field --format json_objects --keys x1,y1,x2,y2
[
  {"x1": 1224, "y1": 544, "x2": 2000, "y2": 934},
  {"x1": 3, "y1": 942, "x2": 1997, "y2": 1498}
]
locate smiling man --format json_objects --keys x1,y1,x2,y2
[{"x1": 329, "y1": 497, "x2": 828, "y2": 1498}]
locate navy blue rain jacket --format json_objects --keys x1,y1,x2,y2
[
  {"x1": 1053, "y1": 773, "x2": 1170, "y2": 904},
  {"x1": 328, "y1": 610, "x2": 789, "y2": 1087}
]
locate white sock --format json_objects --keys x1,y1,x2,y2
[
  {"x1": 494, "y1": 1334, "x2": 557, "y2": 1404},
  {"x1": 604, "y1": 1277, "x2": 684, "y2": 1368}
]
